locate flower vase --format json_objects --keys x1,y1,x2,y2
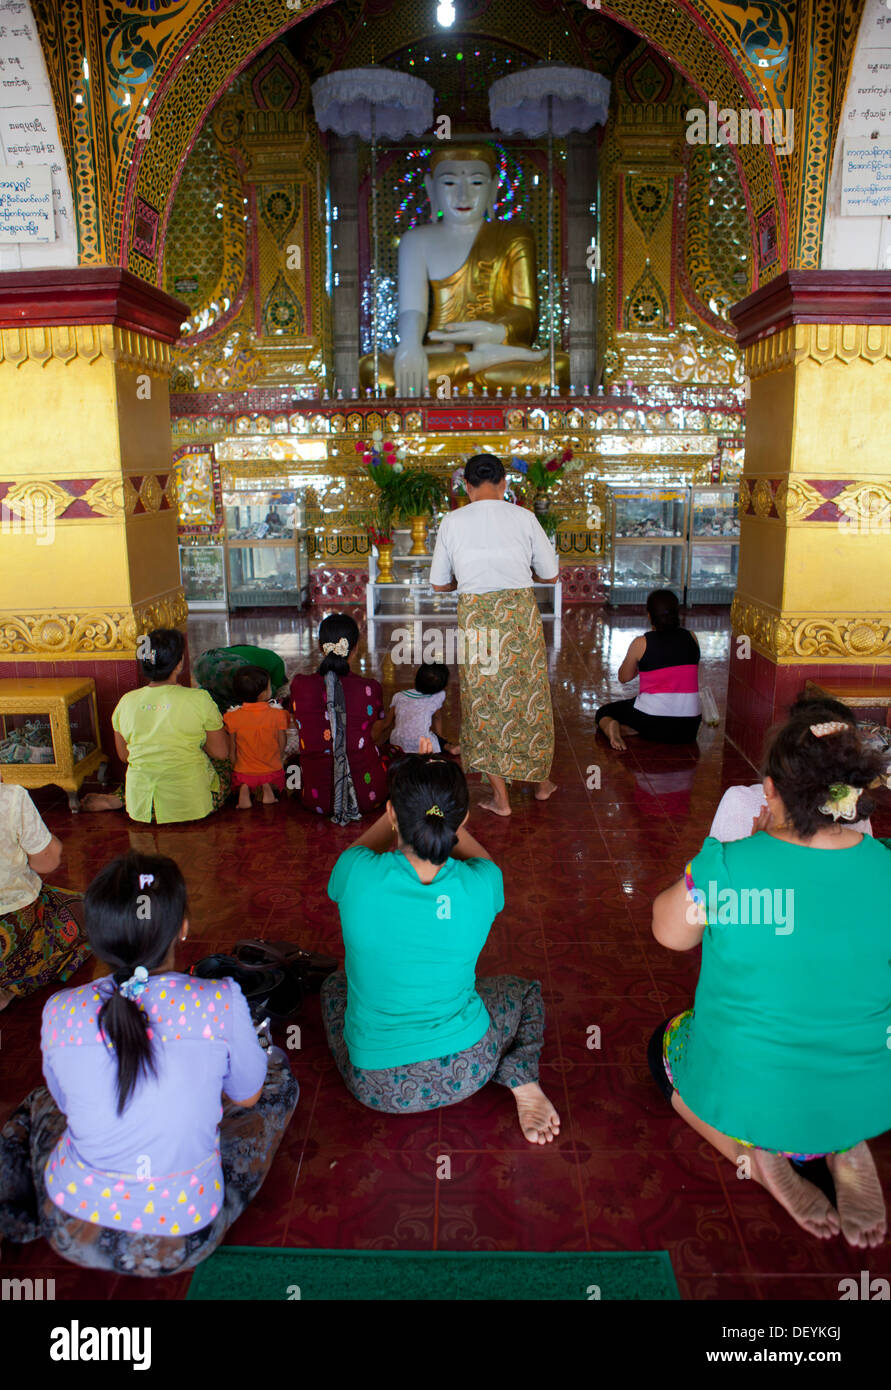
[
  {"x1": 376, "y1": 542, "x2": 395, "y2": 584},
  {"x1": 408, "y1": 515, "x2": 429, "y2": 556},
  {"x1": 533, "y1": 491, "x2": 551, "y2": 520}
]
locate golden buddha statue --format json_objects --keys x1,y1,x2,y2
[{"x1": 359, "y1": 144, "x2": 570, "y2": 395}]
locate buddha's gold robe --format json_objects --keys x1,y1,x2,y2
[{"x1": 359, "y1": 221, "x2": 570, "y2": 394}]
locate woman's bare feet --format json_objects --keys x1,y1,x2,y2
[
  {"x1": 534, "y1": 779, "x2": 558, "y2": 802},
  {"x1": 237, "y1": 786, "x2": 253, "y2": 810},
  {"x1": 81, "y1": 793, "x2": 124, "y2": 812},
  {"x1": 827, "y1": 1142, "x2": 887, "y2": 1248},
  {"x1": 750, "y1": 1149, "x2": 841, "y2": 1239},
  {"x1": 479, "y1": 798, "x2": 511, "y2": 817},
  {"x1": 511, "y1": 1082, "x2": 561, "y2": 1145},
  {"x1": 260, "y1": 785, "x2": 278, "y2": 805},
  {"x1": 599, "y1": 717, "x2": 627, "y2": 751}
]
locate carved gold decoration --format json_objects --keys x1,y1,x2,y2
[
  {"x1": 83, "y1": 477, "x2": 138, "y2": 517},
  {"x1": 732, "y1": 596, "x2": 891, "y2": 663},
  {"x1": 737, "y1": 477, "x2": 751, "y2": 517},
  {"x1": 2, "y1": 480, "x2": 73, "y2": 522},
  {"x1": 834, "y1": 482, "x2": 891, "y2": 528},
  {"x1": 746, "y1": 324, "x2": 891, "y2": 380},
  {"x1": 0, "y1": 325, "x2": 173, "y2": 374},
  {"x1": 751, "y1": 478, "x2": 774, "y2": 517},
  {"x1": 0, "y1": 588, "x2": 188, "y2": 659},
  {"x1": 773, "y1": 477, "x2": 825, "y2": 523},
  {"x1": 138, "y1": 475, "x2": 163, "y2": 512}
]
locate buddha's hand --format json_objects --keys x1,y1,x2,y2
[
  {"x1": 428, "y1": 320, "x2": 507, "y2": 347},
  {"x1": 394, "y1": 344, "x2": 429, "y2": 397},
  {"x1": 464, "y1": 343, "x2": 548, "y2": 369}
]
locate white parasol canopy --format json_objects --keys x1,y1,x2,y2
[
  {"x1": 488, "y1": 65, "x2": 611, "y2": 138},
  {"x1": 311, "y1": 68, "x2": 434, "y2": 141}
]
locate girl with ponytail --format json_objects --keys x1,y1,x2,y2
[
  {"x1": 324, "y1": 751, "x2": 561, "y2": 1144},
  {"x1": 290, "y1": 613, "x2": 388, "y2": 823},
  {"x1": 0, "y1": 851, "x2": 298, "y2": 1277}
]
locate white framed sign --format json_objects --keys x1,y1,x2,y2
[
  {"x1": 0, "y1": 163, "x2": 54, "y2": 241},
  {"x1": 841, "y1": 138, "x2": 891, "y2": 215}
]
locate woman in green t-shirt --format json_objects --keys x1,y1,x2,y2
[
  {"x1": 325, "y1": 750, "x2": 560, "y2": 1145},
  {"x1": 83, "y1": 630, "x2": 231, "y2": 824},
  {"x1": 651, "y1": 714, "x2": 890, "y2": 1249}
]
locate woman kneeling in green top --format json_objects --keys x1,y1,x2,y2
[
  {"x1": 651, "y1": 713, "x2": 890, "y2": 1248},
  {"x1": 325, "y1": 749, "x2": 560, "y2": 1144},
  {"x1": 83, "y1": 629, "x2": 231, "y2": 824}
]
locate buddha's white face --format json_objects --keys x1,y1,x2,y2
[{"x1": 425, "y1": 160, "x2": 496, "y2": 225}]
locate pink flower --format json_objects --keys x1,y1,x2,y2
[
  {"x1": 561, "y1": 448, "x2": 573, "y2": 463},
  {"x1": 545, "y1": 460, "x2": 561, "y2": 472},
  {"x1": 354, "y1": 441, "x2": 365, "y2": 453},
  {"x1": 383, "y1": 440, "x2": 395, "y2": 454}
]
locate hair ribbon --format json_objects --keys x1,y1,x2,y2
[
  {"x1": 426, "y1": 804, "x2": 444, "y2": 818},
  {"x1": 119, "y1": 965, "x2": 150, "y2": 1001}
]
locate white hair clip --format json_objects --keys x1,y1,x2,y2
[
  {"x1": 138, "y1": 874, "x2": 154, "y2": 890},
  {"x1": 809, "y1": 721, "x2": 848, "y2": 738},
  {"x1": 322, "y1": 637, "x2": 350, "y2": 657}
]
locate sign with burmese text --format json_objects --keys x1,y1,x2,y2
[
  {"x1": 0, "y1": 163, "x2": 53, "y2": 241},
  {"x1": 841, "y1": 138, "x2": 891, "y2": 215}
]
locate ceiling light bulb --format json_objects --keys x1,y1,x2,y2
[{"x1": 436, "y1": 0, "x2": 455, "y2": 27}]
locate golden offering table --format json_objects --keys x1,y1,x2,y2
[
  {"x1": 805, "y1": 680, "x2": 891, "y2": 715},
  {"x1": 0, "y1": 678, "x2": 109, "y2": 812}
]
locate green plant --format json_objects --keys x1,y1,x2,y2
[{"x1": 391, "y1": 469, "x2": 447, "y2": 522}]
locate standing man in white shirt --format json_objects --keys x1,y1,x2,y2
[{"x1": 430, "y1": 454, "x2": 559, "y2": 817}]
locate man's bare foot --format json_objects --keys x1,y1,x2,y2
[
  {"x1": 827, "y1": 1142, "x2": 887, "y2": 1248},
  {"x1": 0, "y1": 987, "x2": 14, "y2": 1013},
  {"x1": 81, "y1": 793, "x2": 124, "y2": 812},
  {"x1": 260, "y1": 785, "x2": 278, "y2": 805},
  {"x1": 750, "y1": 1149, "x2": 841, "y2": 1239},
  {"x1": 237, "y1": 787, "x2": 253, "y2": 810},
  {"x1": 599, "y1": 717, "x2": 627, "y2": 751},
  {"x1": 534, "y1": 779, "x2": 558, "y2": 802},
  {"x1": 511, "y1": 1082, "x2": 561, "y2": 1145},
  {"x1": 479, "y1": 798, "x2": 511, "y2": 817}
]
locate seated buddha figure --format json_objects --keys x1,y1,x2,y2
[{"x1": 359, "y1": 144, "x2": 570, "y2": 396}]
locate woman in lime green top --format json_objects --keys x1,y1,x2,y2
[
  {"x1": 651, "y1": 714, "x2": 890, "y2": 1249},
  {"x1": 325, "y1": 747, "x2": 561, "y2": 1144},
  {"x1": 84, "y1": 630, "x2": 231, "y2": 824}
]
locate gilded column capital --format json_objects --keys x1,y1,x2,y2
[
  {"x1": 732, "y1": 595, "x2": 891, "y2": 663},
  {"x1": 0, "y1": 325, "x2": 173, "y2": 374},
  {"x1": 0, "y1": 588, "x2": 188, "y2": 660},
  {"x1": 745, "y1": 323, "x2": 891, "y2": 380}
]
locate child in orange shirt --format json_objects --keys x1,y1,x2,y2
[{"x1": 223, "y1": 665, "x2": 289, "y2": 808}]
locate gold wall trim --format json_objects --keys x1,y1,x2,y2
[
  {"x1": 0, "y1": 325, "x2": 173, "y2": 373},
  {"x1": 0, "y1": 588, "x2": 188, "y2": 659},
  {"x1": 746, "y1": 324, "x2": 891, "y2": 379},
  {"x1": 731, "y1": 596, "x2": 891, "y2": 663}
]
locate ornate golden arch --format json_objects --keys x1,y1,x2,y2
[{"x1": 31, "y1": 0, "x2": 864, "y2": 280}]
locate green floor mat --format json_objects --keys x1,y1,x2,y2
[{"x1": 186, "y1": 1247, "x2": 679, "y2": 1300}]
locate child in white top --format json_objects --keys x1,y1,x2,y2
[{"x1": 378, "y1": 663, "x2": 460, "y2": 755}]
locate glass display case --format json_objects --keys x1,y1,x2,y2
[
  {"x1": 179, "y1": 543, "x2": 227, "y2": 610},
  {"x1": 223, "y1": 489, "x2": 303, "y2": 540},
  {"x1": 610, "y1": 541, "x2": 687, "y2": 605},
  {"x1": 609, "y1": 487, "x2": 688, "y2": 605},
  {"x1": 227, "y1": 537, "x2": 310, "y2": 608},
  {"x1": 686, "y1": 540, "x2": 739, "y2": 604},
  {"x1": 0, "y1": 677, "x2": 108, "y2": 809},
  {"x1": 612, "y1": 488, "x2": 687, "y2": 539},
  {"x1": 687, "y1": 485, "x2": 739, "y2": 604}
]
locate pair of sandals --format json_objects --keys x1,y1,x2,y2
[{"x1": 190, "y1": 938, "x2": 337, "y2": 1023}]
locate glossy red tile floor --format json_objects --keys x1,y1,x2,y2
[{"x1": 1, "y1": 605, "x2": 888, "y2": 1301}]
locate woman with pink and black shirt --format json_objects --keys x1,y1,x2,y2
[{"x1": 595, "y1": 589, "x2": 701, "y2": 751}]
